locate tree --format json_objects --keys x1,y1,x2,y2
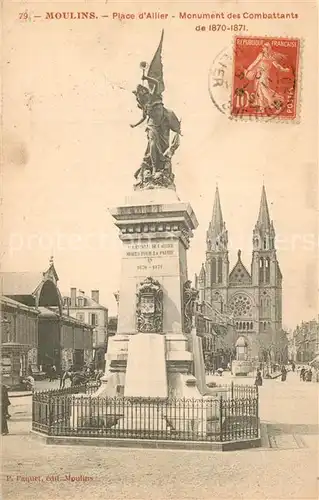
[{"x1": 257, "y1": 327, "x2": 288, "y2": 368}]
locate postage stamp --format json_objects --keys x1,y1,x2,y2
[{"x1": 231, "y1": 36, "x2": 300, "y2": 120}]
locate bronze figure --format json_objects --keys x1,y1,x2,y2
[{"x1": 131, "y1": 30, "x2": 181, "y2": 190}]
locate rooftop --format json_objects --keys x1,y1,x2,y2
[
  {"x1": 0, "y1": 295, "x2": 39, "y2": 314},
  {"x1": 1, "y1": 271, "x2": 44, "y2": 296}
]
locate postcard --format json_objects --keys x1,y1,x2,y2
[{"x1": 1, "y1": 1, "x2": 318, "y2": 499}]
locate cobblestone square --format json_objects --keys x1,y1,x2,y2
[{"x1": 2, "y1": 373, "x2": 318, "y2": 500}]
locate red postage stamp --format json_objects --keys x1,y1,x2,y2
[{"x1": 231, "y1": 36, "x2": 300, "y2": 120}]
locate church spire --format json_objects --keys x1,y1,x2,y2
[
  {"x1": 251, "y1": 186, "x2": 281, "y2": 293},
  {"x1": 206, "y1": 185, "x2": 228, "y2": 251},
  {"x1": 199, "y1": 263, "x2": 206, "y2": 281},
  {"x1": 211, "y1": 185, "x2": 224, "y2": 236},
  {"x1": 256, "y1": 185, "x2": 271, "y2": 230},
  {"x1": 253, "y1": 185, "x2": 275, "y2": 251}
]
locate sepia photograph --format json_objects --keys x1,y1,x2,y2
[{"x1": 1, "y1": 1, "x2": 318, "y2": 499}]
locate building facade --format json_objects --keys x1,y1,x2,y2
[
  {"x1": 62, "y1": 288, "x2": 108, "y2": 348},
  {"x1": 1, "y1": 296, "x2": 39, "y2": 385},
  {"x1": 196, "y1": 186, "x2": 285, "y2": 360},
  {"x1": 62, "y1": 288, "x2": 108, "y2": 369},
  {"x1": 1, "y1": 260, "x2": 94, "y2": 378},
  {"x1": 292, "y1": 318, "x2": 319, "y2": 363}
]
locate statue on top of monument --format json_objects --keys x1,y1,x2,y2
[{"x1": 131, "y1": 30, "x2": 181, "y2": 190}]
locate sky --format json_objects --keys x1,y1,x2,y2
[{"x1": 1, "y1": 0, "x2": 318, "y2": 329}]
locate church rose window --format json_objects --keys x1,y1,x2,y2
[{"x1": 229, "y1": 294, "x2": 253, "y2": 318}]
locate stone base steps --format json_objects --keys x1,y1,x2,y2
[{"x1": 31, "y1": 430, "x2": 261, "y2": 452}]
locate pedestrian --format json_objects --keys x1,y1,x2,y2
[
  {"x1": 291, "y1": 362, "x2": 295, "y2": 372},
  {"x1": 281, "y1": 365, "x2": 287, "y2": 382},
  {"x1": 255, "y1": 369, "x2": 263, "y2": 387},
  {"x1": 300, "y1": 367, "x2": 306, "y2": 381},
  {"x1": 62, "y1": 370, "x2": 73, "y2": 389},
  {"x1": 59, "y1": 369, "x2": 65, "y2": 389},
  {"x1": 48, "y1": 365, "x2": 53, "y2": 382},
  {"x1": 305, "y1": 369, "x2": 313, "y2": 382},
  {"x1": 1, "y1": 384, "x2": 11, "y2": 435}
]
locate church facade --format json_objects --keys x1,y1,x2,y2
[{"x1": 196, "y1": 186, "x2": 283, "y2": 359}]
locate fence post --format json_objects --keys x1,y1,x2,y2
[
  {"x1": 231, "y1": 381, "x2": 234, "y2": 400},
  {"x1": 48, "y1": 393, "x2": 53, "y2": 436},
  {"x1": 219, "y1": 396, "x2": 223, "y2": 442},
  {"x1": 31, "y1": 394, "x2": 35, "y2": 428},
  {"x1": 256, "y1": 386, "x2": 259, "y2": 436}
]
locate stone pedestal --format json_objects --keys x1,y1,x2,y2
[
  {"x1": 111, "y1": 188, "x2": 197, "y2": 337},
  {"x1": 125, "y1": 334, "x2": 167, "y2": 398},
  {"x1": 97, "y1": 188, "x2": 201, "y2": 399}
]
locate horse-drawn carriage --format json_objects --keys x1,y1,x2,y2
[{"x1": 60, "y1": 369, "x2": 99, "y2": 388}]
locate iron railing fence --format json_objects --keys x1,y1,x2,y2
[
  {"x1": 70, "y1": 379, "x2": 258, "y2": 400},
  {"x1": 212, "y1": 382, "x2": 258, "y2": 400},
  {"x1": 86, "y1": 381, "x2": 102, "y2": 394},
  {"x1": 32, "y1": 383, "x2": 259, "y2": 442},
  {"x1": 32, "y1": 384, "x2": 88, "y2": 433}
]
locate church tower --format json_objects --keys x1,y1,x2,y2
[
  {"x1": 251, "y1": 186, "x2": 282, "y2": 335},
  {"x1": 204, "y1": 186, "x2": 229, "y2": 313},
  {"x1": 197, "y1": 264, "x2": 206, "y2": 304}
]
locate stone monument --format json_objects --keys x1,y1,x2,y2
[
  {"x1": 232, "y1": 336, "x2": 252, "y2": 376},
  {"x1": 95, "y1": 30, "x2": 207, "y2": 401}
]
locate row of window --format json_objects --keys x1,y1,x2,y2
[
  {"x1": 262, "y1": 238, "x2": 275, "y2": 250},
  {"x1": 254, "y1": 237, "x2": 275, "y2": 250},
  {"x1": 236, "y1": 321, "x2": 254, "y2": 331},
  {"x1": 75, "y1": 312, "x2": 98, "y2": 326},
  {"x1": 63, "y1": 297, "x2": 87, "y2": 308},
  {"x1": 207, "y1": 256, "x2": 273, "y2": 285},
  {"x1": 235, "y1": 321, "x2": 272, "y2": 332}
]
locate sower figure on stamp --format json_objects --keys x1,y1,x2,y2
[
  {"x1": 244, "y1": 42, "x2": 290, "y2": 112},
  {"x1": 131, "y1": 30, "x2": 181, "y2": 189}
]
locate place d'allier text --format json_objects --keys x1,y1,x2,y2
[{"x1": 43, "y1": 11, "x2": 299, "y2": 20}]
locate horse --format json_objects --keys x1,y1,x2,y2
[{"x1": 71, "y1": 372, "x2": 88, "y2": 387}]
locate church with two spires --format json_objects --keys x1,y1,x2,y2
[{"x1": 196, "y1": 186, "x2": 283, "y2": 358}]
